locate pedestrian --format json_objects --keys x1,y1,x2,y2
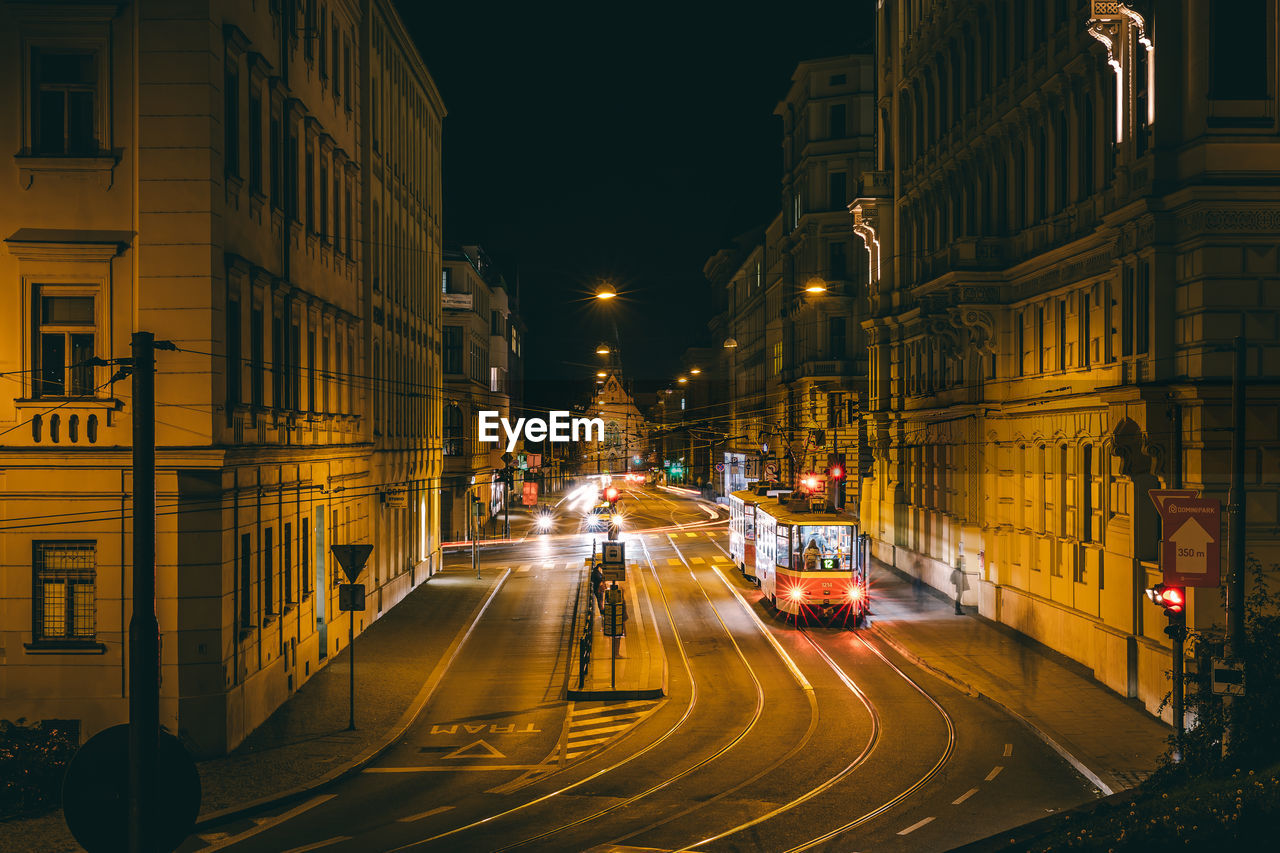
[
  {"x1": 950, "y1": 565, "x2": 967, "y2": 615},
  {"x1": 591, "y1": 563, "x2": 605, "y2": 612}
]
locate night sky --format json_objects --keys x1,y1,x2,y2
[{"x1": 395, "y1": 2, "x2": 875, "y2": 407}]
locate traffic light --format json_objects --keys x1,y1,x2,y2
[
  {"x1": 605, "y1": 486, "x2": 620, "y2": 504},
  {"x1": 827, "y1": 452, "x2": 846, "y2": 509},
  {"x1": 1146, "y1": 583, "x2": 1187, "y2": 640},
  {"x1": 801, "y1": 473, "x2": 822, "y2": 493}
]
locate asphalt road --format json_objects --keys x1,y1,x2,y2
[{"x1": 183, "y1": 483, "x2": 1096, "y2": 853}]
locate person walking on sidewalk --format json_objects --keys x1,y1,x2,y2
[
  {"x1": 950, "y1": 564, "x2": 968, "y2": 615},
  {"x1": 591, "y1": 562, "x2": 605, "y2": 613}
]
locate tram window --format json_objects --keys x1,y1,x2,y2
[
  {"x1": 776, "y1": 524, "x2": 791, "y2": 569},
  {"x1": 744, "y1": 509, "x2": 755, "y2": 539},
  {"x1": 797, "y1": 525, "x2": 853, "y2": 571}
]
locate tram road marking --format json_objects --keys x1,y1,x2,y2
[
  {"x1": 1004, "y1": 742, "x2": 1013, "y2": 757},
  {"x1": 279, "y1": 837, "x2": 351, "y2": 853},
  {"x1": 442, "y1": 739, "x2": 505, "y2": 760},
  {"x1": 952, "y1": 787, "x2": 980, "y2": 805},
  {"x1": 985, "y1": 765, "x2": 1004, "y2": 781},
  {"x1": 429, "y1": 722, "x2": 542, "y2": 735},
  {"x1": 398, "y1": 806, "x2": 455, "y2": 823},
  {"x1": 569, "y1": 699, "x2": 653, "y2": 716},
  {"x1": 667, "y1": 558, "x2": 681, "y2": 566},
  {"x1": 897, "y1": 816, "x2": 935, "y2": 835}
]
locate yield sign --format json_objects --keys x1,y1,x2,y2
[
  {"x1": 442, "y1": 739, "x2": 506, "y2": 760},
  {"x1": 330, "y1": 544, "x2": 373, "y2": 582},
  {"x1": 1159, "y1": 497, "x2": 1221, "y2": 587}
]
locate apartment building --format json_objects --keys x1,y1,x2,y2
[
  {"x1": 859, "y1": 0, "x2": 1280, "y2": 719},
  {"x1": 0, "y1": 0, "x2": 444, "y2": 756}
]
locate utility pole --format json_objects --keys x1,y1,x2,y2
[
  {"x1": 1225, "y1": 335, "x2": 1246, "y2": 754},
  {"x1": 129, "y1": 332, "x2": 158, "y2": 853}
]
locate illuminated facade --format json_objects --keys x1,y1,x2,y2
[
  {"x1": 861, "y1": 0, "x2": 1280, "y2": 719},
  {"x1": 0, "y1": 0, "x2": 444, "y2": 756}
]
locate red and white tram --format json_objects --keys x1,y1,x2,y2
[{"x1": 733, "y1": 488, "x2": 868, "y2": 627}]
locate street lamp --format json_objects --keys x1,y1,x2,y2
[
  {"x1": 595, "y1": 282, "x2": 617, "y2": 300},
  {"x1": 596, "y1": 371, "x2": 607, "y2": 378},
  {"x1": 596, "y1": 343, "x2": 612, "y2": 355},
  {"x1": 723, "y1": 338, "x2": 739, "y2": 348},
  {"x1": 804, "y1": 277, "x2": 828, "y2": 294},
  {"x1": 690, "y1": 367, "x2": 702, "y2": 375},
  {"x1": 677, "y1": 376, "x2": 688, "y2": 384}
]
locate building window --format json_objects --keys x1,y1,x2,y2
[
  {"x1": 248, "y1": 88, "x2": 262, "y2": 194},
  {"x1": 30, "y1": 49, "x2": 99, "y2": 155},
  {"x1": 442, "y1": 268, "x2": 452, "y2": 293},
  {"x1": 32, "y1": 541, "x2": 96, "y2": 642},
  {"x1": 250, "y1": 307, "x2": 264, "y2": 407},
  {"x1": 284, "y1": 521, "x2": 294, "y2": 605},
  {"x1": 1210, "y1": 0, "x2": 1270, "y2": 100},
  {"x1": 224, "y1": 64, "x2": 239, "y2": 177},
  {"x1": 305, "y1": 146, "x2": 315, "y2": 232},
  {"x1": 239, "y1": 533, "x2": 252, "y2": 631},
  {"x1": 264, "y1": 527, "x2": 275, "y2": 616},
  {"x1": 269, "y1": 111, "x2": 282, "y2": 208},
  {"x1": 828, "y1": 241, "x2": 847, "y2": 280},
  {"x1": 35, "y1": 287, "x2": 96, "y2": 398},
  {"x1": 443, "y1": 404, "x2": 463, "y2": 456},
  {"x1": 828, "y1": 103, "x2": 847, "y2": 138},
  {"x1": 443, "y1": 326, "x2": 463, "y2": 374},
  {"x1": 829, "y1": 316, "x2": 847, "y2": 360},
  {"x1": 773, "y1": 341, "x2": 783, "y2": 375},
  {"x1": 828, "y1": 171, "x2": 847, "y2": 210}
]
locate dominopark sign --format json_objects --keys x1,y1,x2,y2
[{"x1": 1157, "y1": 496, "x2": 1222, "y2": 588}]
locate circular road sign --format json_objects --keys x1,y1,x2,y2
[{"x1": 62, "y1": 724, "x2": 201, "y2": 853}]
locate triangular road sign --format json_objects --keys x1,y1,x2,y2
[
  {"x1": 330, "y1": 544, "x2": 373, "y2": 582},
  {"x1": 441, "y1": 739, "x2": 506, "y2": 760}
]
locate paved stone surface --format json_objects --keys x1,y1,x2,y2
[{"x1": 868, "y1": 558, "x2": 1170, "y2": 794}]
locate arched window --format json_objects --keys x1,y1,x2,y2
[{"x1": 605, "y1": 421, "x2": 620, "y2": 447}]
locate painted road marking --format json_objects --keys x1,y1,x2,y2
[
  {"x1": 985, "y1": 765, "x2": 1004, "y2": 781},
  {"x1": 689, "y1": 556, "x2": 705, "y2": 564},
  {"x1": 685, "y1": 532, "x2": 697, "y2": 538},
  {"x1": 429, "y1": 722, "x2": 541, "y2": 735},
  {"x1": 516, "y1": 566, "x2": 530, "y2": 572},
  {"x1": 952, "y1": 787, "x2": 979, "y2": 805},
  {"x1": 442, "y1": 739, "x2": 505, "y2": 760},
  {"x1": 897, "y1": 817, "x2": 935, "y2": 835},
  {"x1": 196, "y1": 795, "x2": 337, "y2": 852},
  {"x1": 279, "y1": 837, "x2": 351, "y2": 853},
  {"x1": 398, "y1": 806, "x2": 455, "y2": 823},
  {"x1": 1003, "y1": 743, "x2": 1013, "y2": 757},
  {"x1": 667, "y1": 558, "x2": 681, "y2": 565},
  {"x1": 569, "y1": 699, "x2": 652, "y2": 715},
  {"x1": 564, "y1": 699, "x2": 657, "y2": 763},
  {"x1": 569, "y1": 722, "x2": 635, "y2": 738}
]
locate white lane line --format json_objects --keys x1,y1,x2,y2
[
  {"x1": 897, "y1": 816, "x2": 935, "y2": 835},
  {"x1": 1003, "y1": 742, "x2": 1013, "y2": 757},
  {"x1": 397, "y1": 805, "x2": 454, "y2": 823},
  {"x1": 278, "y1": 838, "x2": 351, "y2": 853},
  {"x1": 197, "y1": 795, "x2": 337, "y2": 851},
  {"x1": 952, "y1": 787, "x2": 980, "y2": 805},
  {"x1": 985, "y1": 765, "x2": 1004, "y2": 781}
]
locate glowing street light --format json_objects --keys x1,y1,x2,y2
[
  {"x1": 677, "y1": 376, "x2": 688, "y2": 384},
  {"x1": 690, "y1": 367, "x2": 702, "y2": 375},
  {"x1": 723, "y1": 338, "x2": 739, "y2": 348},
  {"x1": 595, "y1": 282, "x2": 617, "y2": 300},
  {"x1": 596, "y1": 343, "x2": 612, "y2": 355},
  {"x1": 804, "y1": 278, "x2": 828, "y2": 294},
  {"x1": 596, "y1": 371, "x2": 607, "y2": 378}
]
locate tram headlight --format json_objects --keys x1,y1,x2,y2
[
  {"x1": 536, "y1": 514, "x2": 554, "y2": 531},
  {"x1": 787, "y1": 586, "x2": 806, "y2": 602},
  {"x1": 847, "y1": 585, "x2": 863, "y2": 602}
]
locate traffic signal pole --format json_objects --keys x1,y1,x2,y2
[{"x1": 129, "y1": 332, "x2": 159, "y2": 853}]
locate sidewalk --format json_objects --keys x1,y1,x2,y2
[
  {"x1": 867, "y1": 558, "x2": 1169, "y2": 795},
  {"x1": 567, "y1": 559, "x2": 666, "y2": 700}
]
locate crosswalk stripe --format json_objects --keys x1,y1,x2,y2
[
  {"x1": 690, "y1": 556, "x2": 705, "y2": 564},
  {"x1": 569, "y1": 700, "x2": 654, "y2": 716},
  {"x1": 685, "y1": 532, "x2": 697, "y2": 538},
  {"x1": 569, "y1": 722, "x2": 634, "y2": 737},
  {"x1": 564, "y1": 735, "x2": 614, "y2": 748},
  {"x1": 570, "y1": 714, "x2": 640, "y2": 730},
  {"x1": 667, "y1": 557, "x2": 681, "y2": 566}
]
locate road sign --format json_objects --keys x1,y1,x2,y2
[
  {"x1": 339, "y1": 583, "x2": 366, "y2": 611},
  {"x1": 602, "y1": 563, "x2": 627, "y2": 583},
  {"x1": 330, "y1": 544, "x2": 373, "y2": 582},
  {"x1": 714, "y1": 462, "x2": 725, "y2": 472},
  {"x1": 527, "y1": 453, "x2": 542, "y2": 469},
  {"x1": 602, "y1": 540, "x2": 624, "y2": 568},
  {"x1": 501, "y1": 451, "x2": 514, "y2": 467},
  {"x1": 522, "y1": 481, "x2": 539, "y2": 506},
  {"x1": 62, "y1": 724, "x2": 200, "y2": 853},
  {"x1": 1149, "y1": 488, "x2": 1200, "y2": 514},
  {"x1": 1159, "y1": 497, "x2": 1221, "y2": 587},
  {"x1": 602, "y1": 585, "x2": 627, "y2": 637},
  {"x1": 1211, "y1": 658, "x2": 1245, "y2": 696}
]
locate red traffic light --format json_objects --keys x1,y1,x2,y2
[
  {"x1": 802, "y1": 475, "x2": 820, "y2": 491},
  {"x1": 1147, "y1": 583, "x2": 1185, "y2": 615},
  {"x1": 829, "y1": 465, "x2": 844, "y2": 480},
  {"x1": 605, "y1": 487, "x2": 619, "y2": 503}
]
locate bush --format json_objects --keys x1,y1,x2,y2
[{"x1": 0, "y1": 718, "x2": 79, "y2": 820}]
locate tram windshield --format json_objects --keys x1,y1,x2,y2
[{"x1": 793, "y1": 525, "x2": 854, "y2": 571}]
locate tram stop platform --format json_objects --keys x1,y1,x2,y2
[{"x1": 567, "y1": 557, "x2": 667, "y2": 700}]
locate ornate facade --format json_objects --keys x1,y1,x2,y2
[{"x1": 861, "y1": 0, "x2": 1280, "y2": 718}]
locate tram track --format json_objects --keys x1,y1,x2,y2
[
  {"x1": 657, "y1": 532, "x2": 958, "y2": 853},
  {"x1": 386, "y1": 527, "x2": 770, "y2": 852}
]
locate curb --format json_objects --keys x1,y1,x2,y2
[
  {"x1": 193, "y1": 569, "x2": 511, "y2": 830},
  {"x1": 868, "y1": 624, "x2": 1116, "y2": 797}
]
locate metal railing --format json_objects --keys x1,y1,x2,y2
[{"x1": 574, "y1": 543, "x2": 597, "y2": 690}]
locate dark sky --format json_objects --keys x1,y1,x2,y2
[{"x1": 395, "y1": 3, "x2": 875, "y2": 408}]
